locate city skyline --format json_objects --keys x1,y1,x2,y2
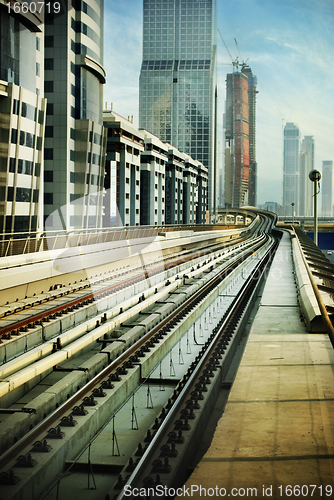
[{"x1": 103, "y1": 0, "x2": 334, "y2": 206}]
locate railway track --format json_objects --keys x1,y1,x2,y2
[
  {"x1": 112, "y1": 230, "x2": 280, "y2": 500},
  {"x1": 0, "y1": 212, "x2": 278, "y2": 499},
  {"x1": 0, "y1": 213, "x2": 278, "y2": 500},
  {"x1": 0, "y1": 236, "x2": 248, "y2": 339}
]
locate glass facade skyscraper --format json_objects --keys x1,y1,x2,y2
[{"x1": 139, "y1": 0, "x2": 217, "y2": 218}]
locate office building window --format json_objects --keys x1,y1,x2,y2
[
  {"x1": 36, "y1": 136, "x2": 43, "y2": 150},
  {"x1": 45, "y1": 36, "x2": 54, "y2": 47},
  {"x1": 7, "y1": 187, "x2": 14, "y2": 201},
  {"x1": 44, "y1": 170, "x2": 53, "y2": 182},
  {"x1": 11, "y1": 129, "x2": 18, "y2": 144},
  {"x1": 16, "y1": 187, "x2": 31, "y2": 202},
  {"x1": 33, "y1": 189, "x2": 39, "y2": 202},
  {"x1": 45, "y1": 126, "x2": 53, "y2": 138},
  {"x1": 44, "y1": 148, "x2": 53, "y2": 160},
  {"x1": 45, "y1": 58, "x2": 54, "y2": 70},
  {"x1": 9, "y1": 158, "x2": 15, "y2": 172},
  {"x1": 44, "y1": 193, "x2": 53, "y2": 204},
  {"x1": 34, "y1": 163, "x2": 41, "y2": 176},
  {"x1": 13, "y1": 100, "x2": 19, "y2": 115},
  {"x1": 44, "y1": 81, "x2": 54, "y2": 92}
]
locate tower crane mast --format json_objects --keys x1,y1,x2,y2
[{"x1": 217, "y1": 29, "x2": 239, "y2": 71}]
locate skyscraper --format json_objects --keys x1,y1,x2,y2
[
  {"x1": 0, "y1": 5, "x2": 46, "y2": 234},
  {"x1": 283, "y1": 122, "x2": 300, "y2": 216},
  {"x1": 322, "y1": 160, "x2": 333, "y2": 217},
  {"x1": 139, "y1": 0, "x2": 217, "y2": 220},
  {"x1": 243, "y1": 67, "x2": 258, "y2": 207},
  {"x1": 224, "y1": 66, "x2": 256, "y2": 208},
  {"x1": 299, "y1": 136, "x2": 314, "y2": 216},
  {"x1": 43, "y1": 0, "x2": 107, "y2": 231}
]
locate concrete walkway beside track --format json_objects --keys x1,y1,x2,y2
[{"x1": 182, "y1": 232, "x2": 334, "y2": 500}]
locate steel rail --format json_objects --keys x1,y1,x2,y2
[
  {"x1": 115, "y1": 231, "x2": 279, "y2": 498},
  {"x1": 0, "y1": 236, "x2": 249, "y2": 337},
  {"x1": 0, "y1": 231, "x2": 269, "y2": 473}
]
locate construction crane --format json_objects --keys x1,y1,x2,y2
[
  {"x1": 234, "y1": 38, "x2": 249, "y2": 69},
  {"x1": 217, "y1": 29, "x2": 239, "y2": 71}
]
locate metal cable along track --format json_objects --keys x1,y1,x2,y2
[{"x1": 0, "y1": 218, "x2": 277, "y2": 498}]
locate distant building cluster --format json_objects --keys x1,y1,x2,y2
[{"x1": 282, "y1": 123, "x2": 333, "y2": 217}]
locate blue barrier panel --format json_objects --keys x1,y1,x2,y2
[{"x1": 306, "y1": 232, "x2": 334, "y2": 250}]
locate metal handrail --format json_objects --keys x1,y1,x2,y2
[
  {"x1": 0, "y1": 207, "x2": 270, "y2": 259},
  {"x1": 0, "y1": 224, "x2": 249, "y2": 259}
]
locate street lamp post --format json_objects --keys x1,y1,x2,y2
[
  {"x1": 291, "y1": 202, "x2": 295, "y2": 225},
  {"x1": 309, "y1": 169, "x2": 321, "y2": 246}
]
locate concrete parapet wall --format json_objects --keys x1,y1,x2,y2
[{"x1": 291, "y1": 235, "x2": 324, "y2": 332}]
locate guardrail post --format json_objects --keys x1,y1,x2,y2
[
  {"x1": 4, "y1": 238, "x2": 12, "y2": 257},
  {"x1": 23, "y1": 237, "x2": 29, "y2": 254}
]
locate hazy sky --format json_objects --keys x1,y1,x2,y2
[{"x1": 103, "y1": 0, "x2": 334, "y2": 206}]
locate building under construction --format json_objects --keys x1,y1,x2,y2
[{"x1": 224, "y1": 65, "x2": 257, "y2": 208}]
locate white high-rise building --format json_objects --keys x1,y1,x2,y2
[
  {"x1": 299, "y1": 136, "x2": 314, "y2": 216},
  {"x1": 322, "y1": 161, "x2": 333, "y2": 217},
  {"x1": 1, "y1": 1, "x2": 107, "y2": 234},
  {"x1": 0, "y1": 6, "x2": 46, "y2": 234},
  {"x1": 283, "y1": 122, "x2": 300, "y2": 216},
  {"x1": 43, "y1": 0, "x2": 107, "y2": 231}
]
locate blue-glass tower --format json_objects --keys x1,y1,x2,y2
[{"x1": 139, "y1": 0, "x2": 217, "y2": 219}]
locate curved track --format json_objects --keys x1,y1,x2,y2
[
  {"x1": 0, "y1": 235, "x2": 249, "y2": 338},
  {"x1": 0, "y1": 210, "x2": 278, "y2": 500}
]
